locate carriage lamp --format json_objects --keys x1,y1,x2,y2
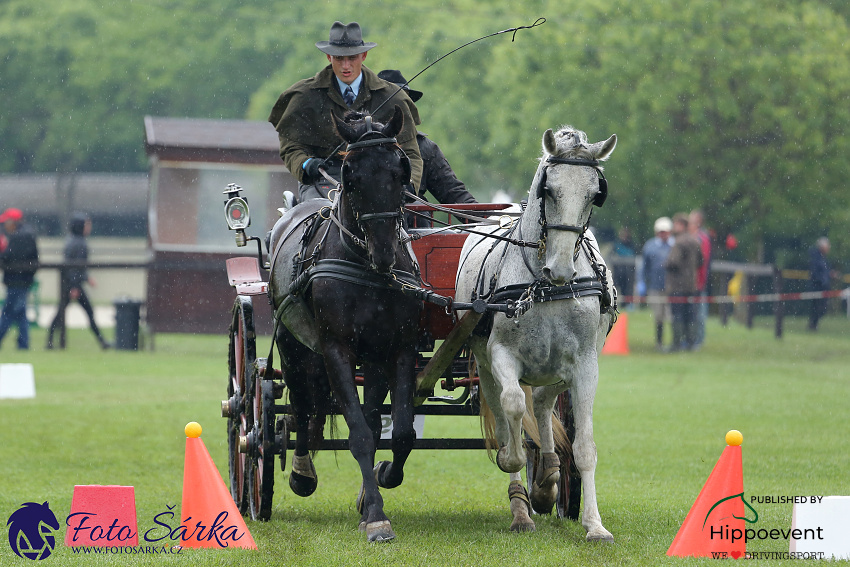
[{"x1": 223, "y1": 184, "x2": 251, "y2": 246}]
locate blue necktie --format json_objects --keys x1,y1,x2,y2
[{"x1": 343, "y1": 86, "x2": 355, "y2": 106}]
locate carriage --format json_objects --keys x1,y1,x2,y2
[
  {"x1": 219, "y1": 113, "x2": 615, "y2": 542},
  {"x1": 221, "y1": 198, "x2": 582, "y2": 521}
]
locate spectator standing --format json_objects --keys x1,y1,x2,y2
[
  {"x1": 689, "y1": 209, "x2": 711, "y2": 347},
  {"x1": 46, "y1": 213, "x2": 110, "y2": 350},
  {"x1": 807, "y1": 237, "x2": 835, "y2": 331},
  {"x1": 612, "y1": 227, "x2": 637, "y2": 307},
  {"x1": 640, "y1": 217, "x2": 674, "y2": 351},
  {"x1": 0, "y1": 208, "x2": 39, "y2": 350},
  {"x1": 665, "y1": 213, "x2": 703, "y2": 351}
]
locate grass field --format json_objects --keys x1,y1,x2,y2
[{"x1": 1, "y1": 309, "x2": 849, "y2": 566}]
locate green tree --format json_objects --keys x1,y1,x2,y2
[
  {"x1": 1, "y1": 0, "x2": 848, "y2": 263},
  {"x1": 0, "y1": 0, "x2": 285, "y2": 172},
  {"x1": 481, "y1": 0, "x2": 850, "y2": 261}
]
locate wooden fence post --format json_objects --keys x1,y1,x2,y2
[
  {"x1": 773, "y1": 266, "x2": 784, "y2": 339},
  {"x1": 720, "y1": 272, "x2": 731, "y2": 327},
  {"x1": 744, "y1": 274, "x2": 754, "y2": 329}
]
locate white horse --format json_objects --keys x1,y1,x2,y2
[{"x1": 456, "y1": 126, "x2": 617, "y2": 540}]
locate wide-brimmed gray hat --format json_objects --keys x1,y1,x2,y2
[
  {"x1": 316, "y1": 22, "x2": 377, "y2": 56},
  {"x1": 377, "y1": 70, "x2": 423, "y2": 102}
]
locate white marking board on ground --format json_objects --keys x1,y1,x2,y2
[
  {"x1": 0, "y1": 363, "x2": 36, "y2": 399},
  {"x1": 790, "y1": 495, "x2": 850, "y2": 559}
]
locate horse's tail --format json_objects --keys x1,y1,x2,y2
[
  {"x1": 479, "y1": 390, "x2": 498, "y2": 461},
  {"x1": 472, "y1": 356, "x2": 499, "y2": 460}
]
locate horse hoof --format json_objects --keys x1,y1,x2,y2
[
  {"x1": 508, "y1": 481, "x2": 535, "y2": 531},
  {"x1": 529, "y1": 477, "x2": 559, "y2": 515},
  {"x1": 374, "y1": 460, "x2": 402, "y2": 489},
  {"x1": 510, "y1": 519, "x2": 536, "y2": 533},
  {"x1": 496, "y1": 446, "x2": 524, "y2": 474},
  {"x1": 530, "y1": 452, "x2": 559, "y2": 514},
  {"x1": 530, "y1": 490, "x2": 556, "y2": 515},
  {"x1": 366, "y1": 520, "x2": 395, "y2": 543},
  {"x1": 289, "y1": 471, "x2": 318, "y2": 497},
  {"x1": 586, "y1": 530, "x2": 614, "y2": 543}
]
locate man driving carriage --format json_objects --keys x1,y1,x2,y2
[{"x1": 268, "y1": 21, "x2": 423, "y2": 201}]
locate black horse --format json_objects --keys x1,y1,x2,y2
[{"x1": 267, "y1": 106, "x2": 422, "y2": 542}]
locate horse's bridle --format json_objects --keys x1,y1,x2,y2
[
  {"x1": 533, "y1": 155, "x2": 607, "y2": 261},
  {"x1": 536, "y1": 156, "x2": 605, "y2": 231},
  {"x1": 334, "y1": 118, "x2": 409, "y2": 253}
]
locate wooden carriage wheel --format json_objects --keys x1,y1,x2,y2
[
  {"x1": 225, "y1": 296, "x2": 255, "y2": 515},
  {"x1": 246, "y1": 371, "x2": 276, "y2": 521},
  {"x1": 554, "y1": 390, "x2": 581, "y2": 520}
]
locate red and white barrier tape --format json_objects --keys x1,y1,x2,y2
[{"x1": 623, "y1": 289, "x2": 850, "y2": 305}]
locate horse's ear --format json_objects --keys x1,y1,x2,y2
[
  {"x1": 542, "y1": 128, "x2": 557, "y2": 155},
  {"x1": 591, "y1": 134, "x2": 617, "y2": 161},
  {"x1": 332, "y1": 111, "x2": 358, "y2": 143},
  {"x1": 381, "y1": 105, "x2": 404, "y2": 139}
]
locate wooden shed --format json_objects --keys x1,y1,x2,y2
[{"x1": 144, "y1": 116, "x2": 294, "y2": 334}]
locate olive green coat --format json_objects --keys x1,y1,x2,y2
[{"x1": 268, "y1": 65, "x2": 423, "y2": 189}]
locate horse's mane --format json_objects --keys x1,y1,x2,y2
[
  {"x1": 341, "y1": 111, "x2": 387, "y2": 134},
  {"x1": 542, "y1": 125, "x2": 610, "y2": 168},
  {"x1": 336, "y1": 111, "x2": 394, "y2": 159}
]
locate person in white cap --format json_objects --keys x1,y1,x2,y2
[
  {"x1": 639, "y1": 216, "x2": 674, "y2": 351},
  {"x1": 268, "y1": 22, "x2": 423, "y2": 201}
]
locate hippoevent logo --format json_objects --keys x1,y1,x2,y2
[
  {"x1": 7, "y1": 502, "x2": 60, "y2": 561},
  {"x1": 706, "y1": 493, "x2": 825, "y2": 546}
]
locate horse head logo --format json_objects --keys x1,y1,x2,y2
[
  {"x1": 703, "y1": 492, "x2": 759, "y2": 530},
  {"x1": 7, "y1": 502, "x2": 60, "y2": 560}
]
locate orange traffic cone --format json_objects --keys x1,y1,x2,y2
[
  {"x1": 180, "y1": 422, "x2": 257, "y2": 550},
  {"x1": 602, "y1": 312, "x2": 629, "y2": 355},
  {"x1": 667, "y1": 431, "x2": 748, "y2": 559}
]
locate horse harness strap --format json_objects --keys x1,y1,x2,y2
[
  {"x1": 277, "y1": 259, "x2": 452, "y2": 324},
  {"x1": 491, "y1": 277, "x2": 605, "y2": 305},
  {"x1": 288, "y1": 259, "x2": 419, "y2": 296},
  {"x1": 471, "y1": 277, "x2": 607, "y2": 338}
]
